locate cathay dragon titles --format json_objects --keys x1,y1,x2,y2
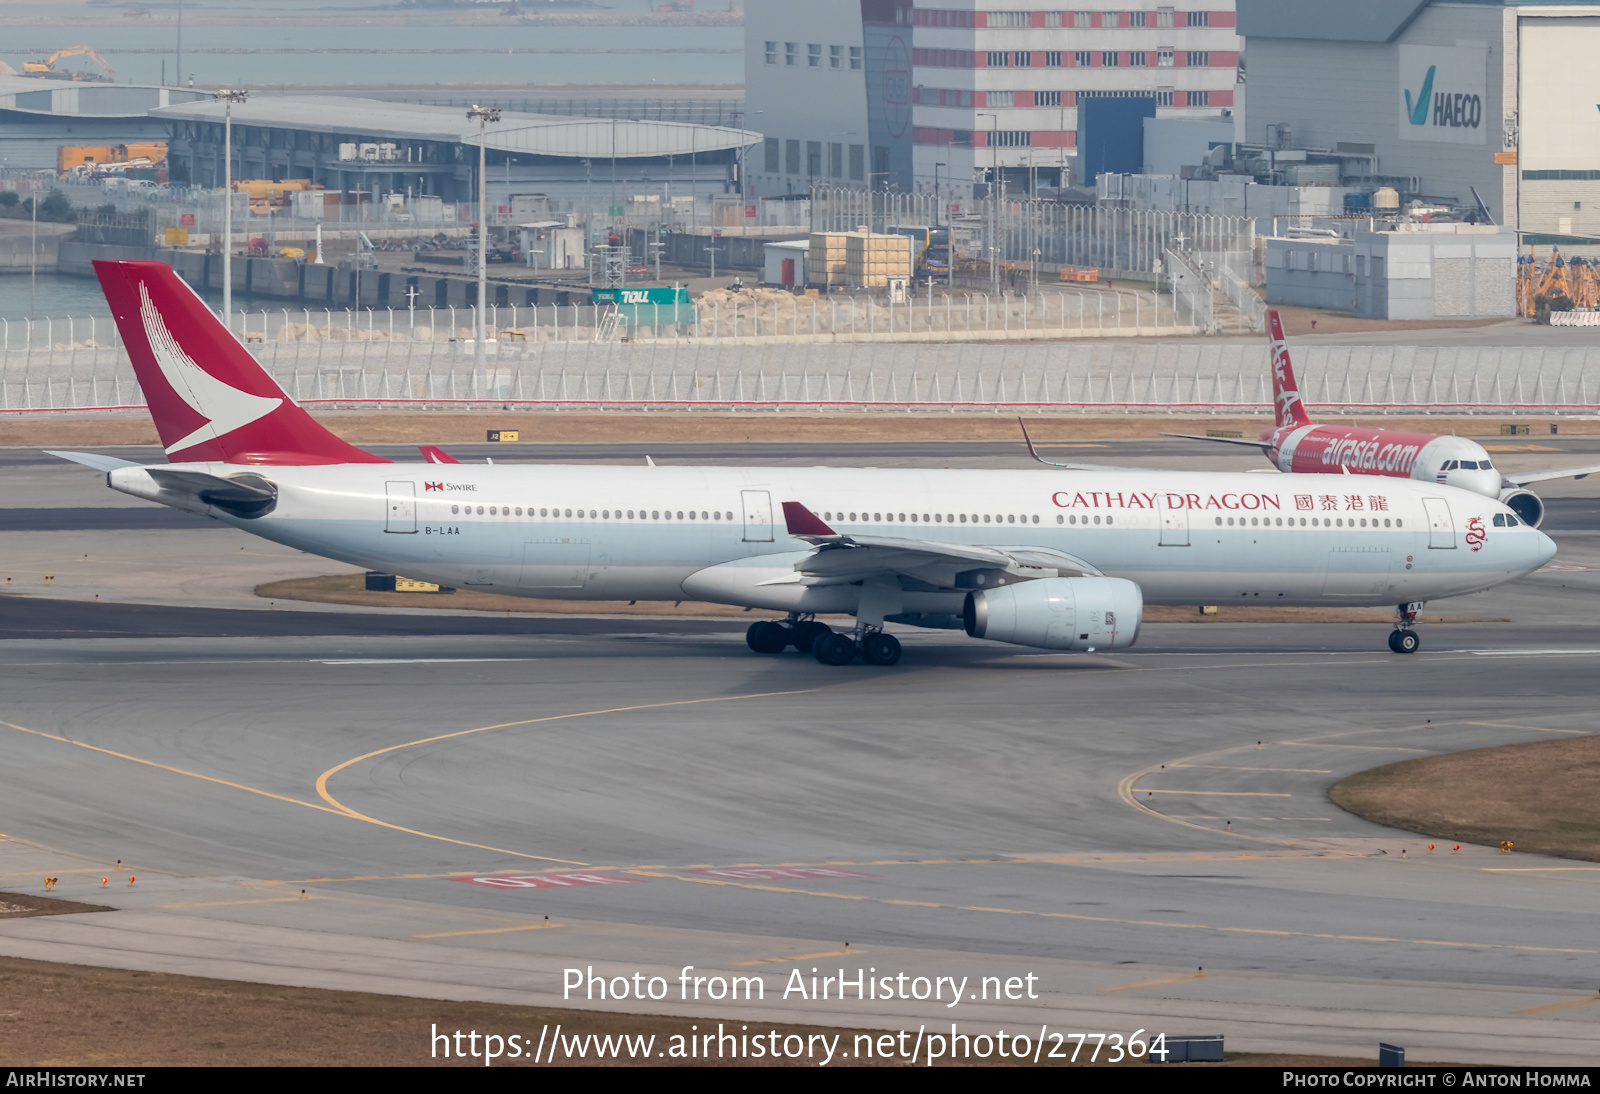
[{"x1": 51, "y1": 262, "x2": 1553, "y2": 664}]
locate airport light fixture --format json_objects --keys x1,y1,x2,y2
[
  {"x1": 213, "y1": 88, "x2": 248, "y2": 331},
  {"x1": 467, "y1": 106, "x2": 501, "y2": 370}
]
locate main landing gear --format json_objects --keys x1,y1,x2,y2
[
  {"x1": 743, "y1": 616, "x2": 902, "y2": 667},
  {"x1": 1388, "y1": 602, "x2": 1423, "y2": 655}
]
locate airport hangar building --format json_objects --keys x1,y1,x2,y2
[
  {"x1": 152, "y1": 96, "x2": 763, "y2": 209},
  {"x1": 1240, "y1": 0, "x2": 1600, "y2": 239}
]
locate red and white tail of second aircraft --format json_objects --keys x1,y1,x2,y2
[{"x1": 1163, "y1": 309, "x2": 1600, "y2": 528}]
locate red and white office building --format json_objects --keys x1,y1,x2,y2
[
  {"x1": 746, "y1": 2, "x2": 1240, "y2": 197},
  {"x1": 911, "y1": 4, "x2": 1241, "y2": 192}
]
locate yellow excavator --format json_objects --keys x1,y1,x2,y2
[{"x1": 22, "y1": 47, "x2": 115, "y2": 82}]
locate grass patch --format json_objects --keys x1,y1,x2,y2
[
  {"x1": 0, "y1": 892, "x2": 112, "y2": 919},
  {"x1": 1331, "y1": 736, "x2": 1600, "y2": 861}
]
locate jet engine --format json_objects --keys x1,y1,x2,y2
[
  {"x1": 963, "y1": 577, "x2": 1144, "y2": 652},
  {"x1": 1499, "y1": 487, "x2": 1544, "y2": 529}
]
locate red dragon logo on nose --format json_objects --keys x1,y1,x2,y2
[{"x1": 1464, "y1": 515, "x2": 1487, "y2": 552}]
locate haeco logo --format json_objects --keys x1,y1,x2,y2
[{"x1": 1405, "y1": 63, "x2": 1481, "y2": 131}]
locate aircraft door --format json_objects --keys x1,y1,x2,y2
[
  {"x1": 1423, "y1": 497, "x2": 1456, "y2": 549},
  {"x1": 741, "y1": 489, "x2": 774, "y2": 542},
  {"x1": 385, "y1": 481, "x2": 416, "y2": 533},
  {"x1": 1159, "y1": 498, "x2": 1189, "y2": 546}
]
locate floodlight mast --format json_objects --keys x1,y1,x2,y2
[
  {"x1": 467, "y1": 106, "x2": 502, "y2": 370},
  {"x1": 214, "y1": 88, "x2": 248, "y2": 331}
]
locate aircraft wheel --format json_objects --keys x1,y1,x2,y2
[
  {"x1": 860, "y1": 632, "x2": 902, "y2": 666},
  {"x1": 813, "y1": 632, "x2": 857, "y2": 666},
  {"x1": 1394, "y1": 629, "x2": 1420, "y2": 655},
  {"x1": 746, "y1": 621, "x2": 790, "y2": 654},
  {"x1": 1387, "y1": 631, "x2": 1402, "y2": 654},
  {"x1": 790, "y1": 620, "x2": 832, "y2": 651}
]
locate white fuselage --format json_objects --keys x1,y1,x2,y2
[{"x1": 109, "y1": 462, "x2": 1555, "y2": 618}]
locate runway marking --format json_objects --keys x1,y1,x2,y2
[
  {"x1": 1277, "y1": 743, "x2": 1428, "y2": 752},
  {"x1": 1100, "y1": 973, "x2": 1204, "y2": 993},
  {"x1": 0, "y1": 719, "x2": 354, "y2": 819},
  {"x1": 1516, "y1": 996, "x2": 1600, "y2": 1016},
  {"x1": 626, "y1": 868, "x2": 1600, "y2": 957},
  {"x1": 414, "y1": 922, "x2": 562, "y2": 939},
  {"x1": 160, "y1": 896, "x2": 322, "y2": 908},
  {"x1": 1172, "y1": 766, "x2": 1333, "y2": 774},
  {"x1": 733, "y1": 950, "x2": 857, "y2": 966},
  {"x1": 319, "y1": 659, "x2": 535, "y2": 665},
  {"x1": 1482, "y1": 867, "x2": 1600, "y2": 872},
  {"x1": 1136, "y1": 789, "x2": 1292, "y2": 798},
  {"x1": 311, "y1": 683, "x2": 840, "y2": 867},
  {"x1": 1468, "y1": 650, "x2": 1600, "y2": 657},
  {"x1": 1484, "y1": 444, "x2": 1563, "y2": 452},
  {"x1": 1462, "y1": 721, "x2": 1588, "y2": 736}
]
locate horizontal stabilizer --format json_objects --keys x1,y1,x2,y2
[
  {"x1": 145, "y1": 467, "x2": 278, "y2": 519},
  {"x1": 44, "y1": 450, "x2": 144, "y2": 472}
]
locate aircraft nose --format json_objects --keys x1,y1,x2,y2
[{"x1": 1535, "y1": 529, "x2": 1558, "y2": 568}]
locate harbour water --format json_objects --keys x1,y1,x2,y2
[{"x1": 2, "y1": 2, "x2": 742, "y2": 89}]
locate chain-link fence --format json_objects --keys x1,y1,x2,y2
[{"x1": 5, "y1": 334, "x2": 1599, "y2": 415}]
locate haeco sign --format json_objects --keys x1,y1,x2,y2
[{"x1": 1398, "y1": 44, "x2": 1488, "y2": 145}]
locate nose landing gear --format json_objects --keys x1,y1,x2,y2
[{"x1": 1389, "y1": 602, "x2": 1423, "y2": 654}]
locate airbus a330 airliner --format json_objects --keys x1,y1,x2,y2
[
  {"x1": 51, "y1": 261, "x2": 1554, "y2": 663},
  {"x1": 1162, "y1": 310, "x2": 1600, "y2": 528}
]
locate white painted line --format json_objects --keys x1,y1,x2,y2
[{"x1": 318, "y1": 658, "x2": 536, "y2": 665}]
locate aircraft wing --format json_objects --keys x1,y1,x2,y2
[
  {"x1": 45, "y1": 450, "x2": 144, "y2": 472},
  {"x1": 1159, "y1": 432, "x2": 1276, "y2": 450},
  {"x1": 777, "y1": 502, "x2": 1102, "y2": 588},
  {"x1": 1504, "y1": 464, "x2": 1600, "y2": 486}
]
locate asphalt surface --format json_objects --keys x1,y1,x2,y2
[{"x1": 3, "y1": 437, "x2": 1600, "y2": 1062}]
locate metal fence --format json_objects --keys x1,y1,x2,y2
[
  {"x1": 809, "y1": 187, "x2": 1258, "y2": 281},
  {"x1": 0, "y1": 290, "x2": 1203, "y2": 353},
  {"x1": 5, "y1": 336, "x2": 1600, "y2": 415}
]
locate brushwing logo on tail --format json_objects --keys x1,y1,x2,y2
[{"x1": 138, "y1": 282, "x2": 282, "y2": 455}]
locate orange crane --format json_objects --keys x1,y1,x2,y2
[{"x1": 22, "y1": 47, "x2": 115, "y2": 82}]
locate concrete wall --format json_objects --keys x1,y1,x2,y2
[
  {"x1": 1355, "y1": 225, "x2": 1516, "y2": 320},
  {"x1": 1143, "y1": 117, "x2": 1238, "y2": 177},
  {"x1": 0, "y1": 222, "x2": 73, "y2": 272},
  {"x1": 1264, "y1": 237, "x2": 1355, "y2": 310}
]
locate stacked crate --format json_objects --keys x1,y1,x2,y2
[
  {"x1": 808, "y1": 231, "x2": 850, "y2": 288},
  {"x1": 844, "y1": 230, "x2": 912, "y2": 288}
]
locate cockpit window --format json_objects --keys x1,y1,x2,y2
[
  {"x1": 1480, "y1": 459, "x2": 1494, "y2": 470},
  {"x1": 1443, "y1": 460, "x2": 1459, "y2": 470}
]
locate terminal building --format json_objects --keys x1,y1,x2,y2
[
  {"x1": 744, "y1": 0, "x2": 1242, "y2": 197},
  {"x1": 0, "y1": 76, "x2": 207, "y2": 171},
  {"x1": 1239, "y1": 0, "x2": 1600, "y2": 238},
  {"x1": 154, "y1": 96, "x2": 762, "y2": 209}
]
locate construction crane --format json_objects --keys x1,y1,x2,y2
[{"x1": 22, "y1": 47, "x2": 115, "y2": 82}]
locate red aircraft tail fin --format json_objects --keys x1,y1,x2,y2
[
  {"x1": 93, "y1": 260, "x2": 387, "y2": 465},
  {"x1": 1267, "y1": 310, "x2": 1313, "y2": 430}
]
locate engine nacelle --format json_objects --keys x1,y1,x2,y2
[
  {"x1": 963, "y1": 577, "x2": 1143, "y2": 652},
  {"x1": 1499, "y1": 487, "x2": 1545, "y2": 529}
]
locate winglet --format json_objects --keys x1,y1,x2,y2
[
  {"x1": 782, "y1": 501, "x2": 836, "y2": 537},
  {"x1": 1018, "y1": 417, "x2": 1077, "y2": 468},
  {"x1": 419, "y1": 445, "x2": 460, "y2": 465}
]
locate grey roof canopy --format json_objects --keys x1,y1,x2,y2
[
  {"x1": 1236, "y1": 0, "x2": 1432, "y2": 42},
  {"x1": 154, "y1": 95, "x2": 761, "y2": 160}
]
